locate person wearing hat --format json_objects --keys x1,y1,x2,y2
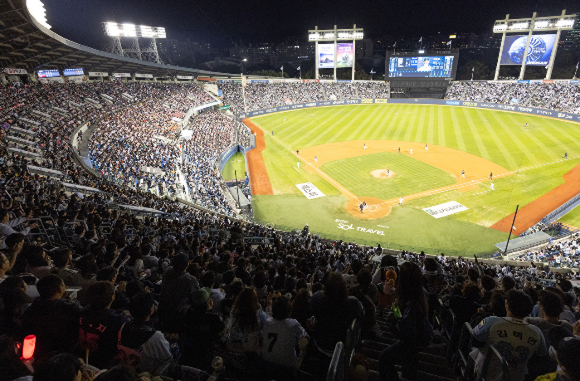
[{"x1": 182, "y1": 288, "x2": 225, "y2": 369}]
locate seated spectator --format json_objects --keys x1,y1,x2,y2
[
  {"x1": 0, "y1": 209, "x2": 37, "y2": 238},
  {"x1": 0, "y1": 276, "x2": 32, "y2": 337},
  {"x1": 261, "y1": 295, "x2": 307, "y2": 369},
  {"x1": 200, "y1": 270, "x2": 225, "y2": 314},
  {"x1": 534, "y1": 329, "x2": 580, "y2": 381},
  {"x1": 0, "y1": 233, "x2": 25, "y2": 278},
  {"x1": 22, "y1": 274, "x2": 81, "y2": 362},
  {"x1": 117, "y1": 292, "x2": 173, "y2": 375},
  {"x1": 309, "y1": 272, "x2": 364, "y2": 355},
  {"x1": 348, "y1": 268, "x2": 379, "y2": 336},
  {"x1": 525, "y1": 290, "x2": 573, "y2": 345},
  {"x1": 378, "y1": 262, "x2": 432, "y2": 381},
  {"x1": 32, "y1": 353, "x2": 87, "y2": 381},
  {"x1": 78, "y1": 280, "x2": 130, "y2": 368},
  {"x1": 471, "y1": 289, "x2": 547, "y2": 381},
  {"x1": 444, "y1": 282, "x2": 482, "y2": 326},
  {"x1": 225, "y1": 287, "x2": 267, "y2": 354},
  {"x1": 479, "y1": 275, "x2": 496, "y2": 305},
  {"x1": 23, "y1": 246, "x2": 52, "y2": 279},
  {"x1": 51, "y1": 247, "x2": 88, "y2": 287}
]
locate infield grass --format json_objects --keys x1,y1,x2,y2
[
  {"x1": 320, "y1": 152, "x2": 456, "y2": 200},
  {"x1": 559, "y1": 205, "x2": 580, "y2": 228}
]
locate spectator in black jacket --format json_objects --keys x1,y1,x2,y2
[
  {"x1": 378, "y1": 262, "x2": 432, "y2": 381},
  {"x1": 22, "y1": 274, "x2": 82, "y2": 362}
]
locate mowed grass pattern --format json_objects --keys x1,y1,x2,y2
[
  {"x1": 255, "y1": 104, "x2": 580, "y2": 172},
  {"x1": 221, "y1": 152, "x2": 247, "y2": 180},
  {"x1": 320, "y1": 152, "x2": 456, "y2": 200}
]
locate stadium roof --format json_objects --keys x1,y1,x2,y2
[{"x1": 0, "y1": 0, "x2": 247, "y2": 78}]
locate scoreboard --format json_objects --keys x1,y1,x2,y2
[
  {"x1": 388, "y1": 56, "x2": 455, "y2": 78},
  {"x1": 63, "y1": 68, "x2": 85, "y2": 76}
]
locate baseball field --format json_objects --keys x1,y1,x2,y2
[{"x1": 242, "y1": 104, "x2": 580, "y2": 256}]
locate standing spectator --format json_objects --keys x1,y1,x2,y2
[{"x1": 378, "y1": 262, "x2": 432, "y2": 381}]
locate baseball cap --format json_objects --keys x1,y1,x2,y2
[{"x1": 191, "y1": 288, "x2": 210, "y2": 304}]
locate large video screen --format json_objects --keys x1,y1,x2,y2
[
  {"x1": 388, "y1": 56, "x2": 455, "y2": 78},
  {"x1": 63, "y1": 68, "x2": 85, "y2": 76},
  {"x1": 500, "y1": 34, "x2": 556, "y2": 66},
  {"x1": 37, "y1": 69, "x2": 60, "y2": 78},
  {"x1": 318, "y1": 44, "x2": 335, "y2": 68}
]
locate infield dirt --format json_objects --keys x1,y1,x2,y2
[{"x1": 243, "y1": 119, "x2": 273, "y2": 195}]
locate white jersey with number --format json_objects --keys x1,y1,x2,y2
[
  {"x1": 470, "y1": 316, "x2": 547, "y2": 381},
  {"x1": 261, "y1": 318, "x2": 306, "y2": 368}
]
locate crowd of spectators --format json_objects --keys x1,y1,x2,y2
[
  {"x1": 446, "y1": 81, "x2": 580, "y2": 113},
  {"x1": 220, "y1": 81, "x2": 390, "y2": 114},
  {"x1": 514, "y1": 234, "x2": 580, "y2": 268}
]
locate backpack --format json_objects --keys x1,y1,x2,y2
[{"x1": 116, "y1": 323, "x2": 155, "y2": 369}]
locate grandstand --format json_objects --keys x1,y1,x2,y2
[{"x1": 0, "y1": 2, "x2": 580, "y2": 381}]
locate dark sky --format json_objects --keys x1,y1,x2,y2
[{"x1": 46, "y1": 0, "x2": 579, "y2": 48}]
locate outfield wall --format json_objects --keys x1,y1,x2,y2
[{"x1": 237, "y1": 98, "x2": 580, "y2": 123}]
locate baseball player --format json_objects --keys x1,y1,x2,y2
[
  {"x1": 490, "y1": 172, "x2": 493, "y2": 180},
  {"x1": 296, "y1": 150, "x2": 299, "y2": 156},
  {"x1": 387, "y1": 169, "x2": 390, "y2": 177},
  {"x1": 399, "y1": 197, "x2": 404, "y2": 205},
  {"x1": 272, "y1": 131, "x2": 274, "y2": 136},
  {"x1": 297, "y1": 162, "x2": 300, "y2": 169},
  {"x1": 564, "y1": 152, "x2": 568, "y2": 159},
  {"x1": 410, "y1": 148, "x2": 413, "y2": 155},
  {"x1": 425, "y1": 144, "x2": 428, "y2": 150},
  {"x1": 490, "y1": 182, "x2": 495, "y2": 191},
  {"x1": 364, "y1": 143, "x2": 367, "y2": 150},
  {"x1": 398, "y1": 147, "x2": 401, "y2": 153},
  {"x1": 461, "y1": 170, "x2": 465, "y2": 179},
  {"x1": 359, "y1": 203, "x2": 364, "y2": 213},
  {"x1": 283, "y1": 117, "x2": 286, "y2": 122},
  {"x1": 315, "y1": 156, "x2": 318, "y2": 163},
  {"x1": 525, "y1": 123, "x2": 528, "y2": 129}
]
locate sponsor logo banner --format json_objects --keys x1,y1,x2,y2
[
  {"x1": 570, "y1": 80, "x2": 580, "y2": 84},
  {"x1": 251, "y1": 80, "x2": 269, "y2": 83},
  {"x1": 135, "y1": 73, "x2": 153, "y2": 78},
  {"x1": 113, "y1": 73, "x2": 131, "y2": 78},
  {"x1": 296, "y1": 182, "x2": 325, "y2": 200},
  {"x1": 3, "y1": 68, "x2": 27, "y2": 75},
  {"x1": 446, "y1": 100, "x2": 460, "y2": 105},
  {"x1": 542, "y1": 80, "x2": 554, "y2": 84},
  {"x1": 423, "y1": 201, "x2": 468, "y2": 218},
  {"x1": 517, "y1": 80, "x2": 529, "y2": 83},
  {"x1": 361, "y1": 98, "x2": 374, "y2": 104},
  {"x1": 301, "y1": 79, "x2": 319, "y2": 83},
  {"x1": 89, "y1": 71, "x2": 108, "y2": 77},
  {"x1": 318, "y1": 43, "x2": 335, "y2": 68},
  {"x1": 177, "y1": 75, "x2": 194, "y2": 79},
  {"x1": 64, "y1": 76, "x2": 88, "y2": 83},
  {"x1": 375, "y1": 99, "x2": 389, "y2": 104}
]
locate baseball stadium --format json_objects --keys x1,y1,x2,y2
[{"x1": 3, "y1": 1, "x2": 580, "y2": 381}]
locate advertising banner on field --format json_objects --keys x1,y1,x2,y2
[
  {"x1": 336, "y1": 43, "x2": 354, "y2": 68},
  {"x1": 296, "y1": 182, "x2": 326, "y2": 199},
  {"x1": 318, "y1": 44, "x2": 335, "y2": 68},
  {"x1": 423, "y1": 201, "x2": 468, "y2": 218},
  {"x1": 500, "y1": 34, "x2": 556, "y2": 66}
]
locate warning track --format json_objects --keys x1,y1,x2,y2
[{"x1": 243, "y1": 119, "x2": 273, "y2": 195}]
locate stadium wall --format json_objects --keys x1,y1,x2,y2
[{"x1": 236, "y1": 98, "x2": 580, "y2": 123}]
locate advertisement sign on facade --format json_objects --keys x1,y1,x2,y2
[
  {"x1": 176, "y1": 75, "x2": 194, "y2": 79},
  {"x1": 336, "y1": 43, "x2": 354, "y2": 68},
  {"x1": 113, "y1": 73, "x2": 131, "y2": 78},
  {"x1": 88, "y1": 71, "x2": 108, "y2": 77},
  {"x1": 500, "y1": 34, "x2": 556, "y2": 66},
  {"x1": 318, "y1": 44, "x2": 335, "y2": 68},
  {"x1": 135, "y1": 73, "x2": 153, "y2": 78},
  {"x1": 3, "y1": 68, "x2": 27, "y2": 75}
]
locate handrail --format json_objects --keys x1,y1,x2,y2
[
  {"x1": 326, "y1": 342, "x2": 344, "y2": 381},
  {"x1": 476, "y1": 345, "x2": 511, "y2": 381}
]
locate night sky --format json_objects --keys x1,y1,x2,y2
[{"x1": 46, "y1": 0, "x2": 579, "y2": 48}]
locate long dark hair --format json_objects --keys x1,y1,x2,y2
[
  {"x1": 324, "y1": 272, "x2": 348, "y2": 307},
  {"x1": 395, "y1": 262, "x2": 428, "y2": 317},
  {"x1": 232, "y1": 287, "x2": 260, "y2": 332}
]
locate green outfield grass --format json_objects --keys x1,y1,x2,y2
[
  {"x1": 559, "y1": 205, "x2": 580, "y2": 228},
  {"x1": 250, "y1": 104, "x2": 580, "y2": 255},
  {"x1": 320, "y1": 152, "x2": 456, "y2": 200},
  {"x1": 221, "y1": 152, "x2": 247, "y2": 180}
]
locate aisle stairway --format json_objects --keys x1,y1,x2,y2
[{"x1": 360, "y1": 315, "x2": 455, "y2": 381}]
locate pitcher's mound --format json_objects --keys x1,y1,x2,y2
[{"x1": 371, "y1": 169, "x2": 395, "y2": 179}]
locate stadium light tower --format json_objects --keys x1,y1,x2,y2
[
  {"x1": 492, "y1": 10, "x2": 576, "y2": 80},
  {"x1": 103, "y1": 22, "x2": 166, "y2": 64},
  {"x1": 309, "y1": 25, "x2": 364, "y2": 81}
]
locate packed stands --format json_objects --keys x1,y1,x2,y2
[{"x1": 446, "y1": 81, "x2": 580, "y2": 113}]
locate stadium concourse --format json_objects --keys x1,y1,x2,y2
[{"x1": 0, "y1": 78, "x2": 579, "y2": 381}]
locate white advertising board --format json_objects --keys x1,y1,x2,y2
[
  {"x1": 135, "y1": 73, "x2": 154, "y2": 78},
  {"x1": 423, "y1": 201, "x2": 468, "y2": 218},
  {"x1": 3, "y1": 68, "x2": 27, "y2": 75},
  {"x1": 296, "y1": 182, "x2": 326, "y2": 199},
  {"x1": 89, "y1": 71, "x2": 108, "y2": 77},
  {"x1": 177, "y1": 75, "x2": 194, "y2": 79},
  {"x1": 113, "y1": 73, "x2": 131, "y2": 78},
  {"x1": 318, "y1": 44, "x2": 335, "y2": 68}
]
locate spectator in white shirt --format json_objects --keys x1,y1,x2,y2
[{"x1": 0, "y1": 209, "x2": 37, "y2": 238}]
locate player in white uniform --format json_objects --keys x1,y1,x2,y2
[
  {"x1": 364, "y1": 143, "x2": 367, "y2": 150},
  {"x1": 461, "y1": 170, "x2": 465, "y2": 179},
  {"x1": 314, "y1": 156, "x2": 318, "y2": 163},
  {"x1": 262, "y1": 297, "x2": 307, "y2": 368},
  {"x1": 297, "y1": 162, "x2": 300, "y2": 169},
  {"x1": 410, "y1": 148, "x2": 413, "y2": 155},
  {"x1": 399, "y1": 197, "x2": 404, "y2": 205},
  {"x1": 425, "y1": 144, "x2": 428, "y2": 150},
  {"x1": 490, "y1": 182, "x2": 494, "y2": 191}
]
